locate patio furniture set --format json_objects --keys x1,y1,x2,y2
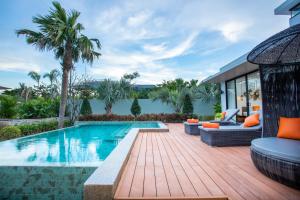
[{"x1": 183, "y1": 24, "x2": 300, "y2": 190}]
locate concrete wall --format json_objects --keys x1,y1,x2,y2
[{"x1": 86, "y1": 99, "x2": 215, "y2": 116}]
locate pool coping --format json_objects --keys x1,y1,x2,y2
[{"x1": 83, "y1": 122, "x2": 169, "y2": 200}]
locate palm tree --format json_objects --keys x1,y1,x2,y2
[
  {"x1": 28, "y1": 71, "x2": 41, "y2": 86},
  {"x1": 16, "y1": 1, "x2": 101, "y2": 128},
  {"x1": 18, "y1": 83, "x2": 32, "y2": 102},
  {"x1": 150, "y1": 87, "x2": 193, "y2": 113},
  {"x1": 44, "y1": 69, "x2": 60, "y2": 98},
  {"x1": 195, "y1": 83, "x2": 220, "y2": 103},
  {"x1": 97, "y1": 78, "x2": 132, "y2": 114},
  {"x1": 43, "y1": 69, "x2": 60, "y2": 86}
]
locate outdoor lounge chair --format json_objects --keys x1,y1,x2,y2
[
  {"x1": 199, "y1": 123, "x2": 262, "y2": 146},
  {"x1": 184, "y1": 108, "x2": 240, "y2": 135},
  {"x1": 210, "y1": 108, "x2": 240, "y2": 125},
  {"x1": 251, "y1": 137, "x2": 300, "y2": 189}
]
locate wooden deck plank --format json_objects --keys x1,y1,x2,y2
[
  {"x1": 154, "y1": 133, "x2": 184, "y2": 197},
  {"x1": 152, "y1": 133, "x2": 170, "y2": 197},
  {"x1": 130, "y1": 133, "x2": 147, "y2": 197},
  {"x1": 162, "y1": 133, "x2": 214, "y2": 197},
  {"x1": 115, "y1": 134, "x2": 143, "y2": 198},
  {"x1": 115, "y1": 123, "x2": 300, "y2": 200},
  {"x1": 164, "y1": 133, "x2": 224, "y2": 197},
  {"x1": 159, "y1": 133, "x2": 198, "y2": 197},
  {"x1": 143, "y1": 133, "x2": 157, "y2": 197},
  {"x1": 169, "y1": 133, "x2": 245, "y2": 200}
]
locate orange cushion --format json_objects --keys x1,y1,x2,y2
[
  {"x1": 277, "y1": 117, "x2": 300, "y2": 140},
  {"x1": 244, "y1": 113, "x2": 260, "y2": 127},
  {"x1": 187, "y1": 118, "x2": 199, "y2": 124},
  {"x1": 221, "y1": 112, "x2": 226, "y2": 120},
  {"x1": 203, "y1": 122, "x2": 220, "y2": 129},
  {"x1": 252, "y1": 105, "x2": 260, "y2": 111}
]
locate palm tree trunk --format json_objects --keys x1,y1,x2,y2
[
  {"x1": 58, "y1": 68, "x2": 69, "y2": 128},
  {"x1": 58, "y1": 41, "x2": 73, "y2": 128},
  {"x1": 106, "y1": 104, "x2": 112, "y2": 115}
]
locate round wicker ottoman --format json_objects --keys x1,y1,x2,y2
[{"x1": 250, "y1": 138, "x2": 300, "y2": 189}]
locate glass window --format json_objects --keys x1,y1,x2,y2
[
  {"x1": 236, "y1": 76, "x2": 247, "y2": 120},
  {"x1": 247, "y1": 71, "x2": 262, "y2": 114},
  {"x1": 225, "y1": 70, "x2": 261, "y2": 122},
  {"x1": 226, "y1": 80, "x2": 236, "y2": 109}
]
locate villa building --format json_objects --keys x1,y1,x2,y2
[{"x1": 202, "y1": 0, "x2": 300, "y2": 122}]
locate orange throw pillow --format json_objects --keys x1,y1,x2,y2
[
  {"x1": 277, "y1": 117, "x2": 300, "y2": 140},
  {"x1": 244, "y1": 113, "x2": 260, "y2": 127},
  {"x1": 187, "y1": 118, "x2": 199, "y2": 124},
  {"x1": 203, "y1": 122, "x2": 220, "y2": 129},
  {"x1": 221, "y1": 112, "x2": 226, "y2": 120}
]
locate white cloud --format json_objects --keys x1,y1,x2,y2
[
  {"x1": 143, "y1": 43, "x2": 166, "y2": 53},
  {"x1": 127, "y1": 11, "x2": 152, "y2": 27},
  {"x1": 0, "y1": 57, "x2": 41, "y2": 72},
  {"x1": 219, "y1": 21, "x2": 250, "y2": 42},
  {"x1": 157, "y1": 32, "x2": 198, "y2": 60}
]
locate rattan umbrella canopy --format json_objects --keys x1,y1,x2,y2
[{"x1": 247, "y1": 24, "x2": 300, "y2": 65}]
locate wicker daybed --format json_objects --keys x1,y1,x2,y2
[
  {"x1": 199, "y1": 124, "x2": 262, "y2": 147},
  {"x1": 251, "y1": 137, "x2": 300, "y2": 189}
]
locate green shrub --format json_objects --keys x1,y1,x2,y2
[
  {"x1": 18, "y1": 98, "x2": 58, "y2": 119},
  {"x1": 182, "y1": 94, "x2": 193, "y2": 115},
  {"x1": 213, "y1": 103, "x2": 222, "y2": 114},
  {"x1": 214, "y1": 113, "x2": 222, "y2": 120},
  {"x1": 130, "y1": 98, "x2": 141, "y2": 117},
  {"x1": 64, "y1": 120, "x2": 74, "y2": 127},
  {"x1": 17, "y1": 120, "x2": 72, "y2": 136},
  {"x1": 80, "y1": 98, "x2": 92, "y2": 115},
  {"x1": 0, "y1": 126, "x2": 21, "y2": 140},
  {"x1": 0, "y1": 95, "x2": 17, "y2": 118}
]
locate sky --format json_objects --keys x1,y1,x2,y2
[{"x1": 0, "y1": 0, "x2": 289, "y2": 88}]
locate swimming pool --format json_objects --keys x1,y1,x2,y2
[
  {"x1": 0, "y1": 121, "x2": 160, "y2": 166},
  {"x1": 0, "y1": 121, "x2": 163, "y2": 200}
]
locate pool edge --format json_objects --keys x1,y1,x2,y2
[{"x1": 83, "y1": 122, "x2": 169, "y2": 200}]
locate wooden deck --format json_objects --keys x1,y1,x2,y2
[{"x1": 114, "y1": 123, "x2": 300, "y2": 200}]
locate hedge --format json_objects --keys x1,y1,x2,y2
[
  {"x1": 79, "y1": 113, "x2": 214, "y2": 123},
  {"x1": 0, "y1": 120, "x2": 73, "y2": 141},
  {"x1": 0, "y1": 126, "x2": 21, "y2": 140}
]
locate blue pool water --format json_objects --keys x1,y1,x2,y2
[{"x1": 0, "y1": 122, "x2": 160, "y2": 166}]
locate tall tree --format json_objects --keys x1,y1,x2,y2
[
  {"x1": 28, "y1": 71, "x2": 41, "y2": 86},
  {"x1": 17, "y1": 1, "x2": 101, "y2": 128},
  {"x1": 150, "y1": 78, "x2": 197, "y2": 113},
  {"x1": 131, "y1": 98, "x2": 141, "y2": 117},
  {"x1": 19, "y1": 83, "x2": 33, "y2": 102},
  {"x1": 182, "y1": 94, "x2": 193, "y2": 115},
  {"x1": 97, "y1": 79, "x2": 131, "y2": 114},
  {"x1": 44, "y1": 69, "x2": 60, "y2": 98},
  {"x1": 195, "y1": 83, "x2": 220, "y2": 103},
  {"x1": 43, "y1": 69, "x2": 60, "y2": 86}
]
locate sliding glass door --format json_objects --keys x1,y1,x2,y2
[
  {"x1": 247, "y1": 71, "x2": 262, "y2": 113},
  {"x1": 226, "y1": 80, "x2": 236, "y2": 109},
  {"x1": 236, "y1": 76, "x2": 247, "y2": 121},
  {"x1": 226, "y1": 70, "x2": 261, "y2": 122}
]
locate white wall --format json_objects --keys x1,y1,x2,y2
[{"x1": 84, "y1": 98, "x2": 215, "y2": 116}]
